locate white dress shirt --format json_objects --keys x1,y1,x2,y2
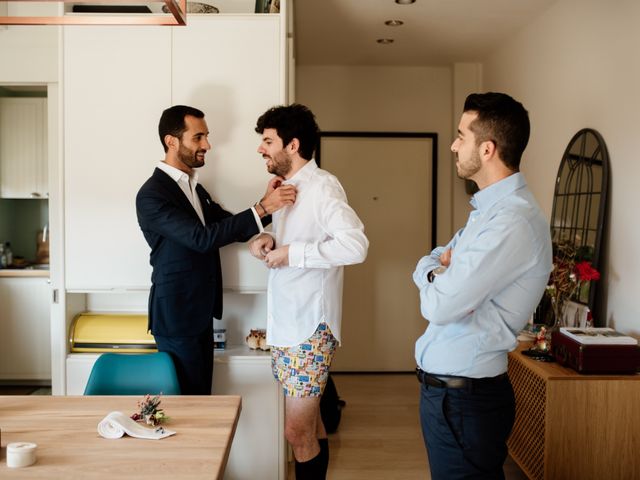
[
  {"x1": 267, "y1": 160, "x2": 369, "y2": 347},
  {"x1": 157, "y1": 161, "x2": 206, "y2": 225},
  {"x1": 157, "y1": 161, "x2": 263, "y2": 229}
]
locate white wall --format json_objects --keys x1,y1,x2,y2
[
  {"x1": 296, "y1": 65, "x2": 454, "y2": 244},
  {"x1": 451, "y1": 63, "x2": 482, "y2": 231},
  {"x1": 482, "y1": 0, "x2": 640, "y2": 334}
]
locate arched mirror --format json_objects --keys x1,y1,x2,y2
[{"x1": 548, "y1": 128, "x2": 609, "y2": 326}]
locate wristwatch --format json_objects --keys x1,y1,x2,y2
[{"x1": 427, "y1": 265, "x2": 447, "y2": 283}]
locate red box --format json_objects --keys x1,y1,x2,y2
[{"x1": 551, "y1": 330, "x2": 640, "y2": 374}]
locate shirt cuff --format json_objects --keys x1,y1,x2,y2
[
  {"x1": 288, "y1": 241, "x2": 306, "y2": 268},
  {"x1": 250, "y1": 206, "x2": 265, "y2": 234}
]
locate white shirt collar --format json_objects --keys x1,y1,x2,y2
[
  {"x1": 157, "y1": 161, "x2": 199, "y2": 186},
  {"x1": 283, "y1": 159, "x2": 317, "y2": 185}
]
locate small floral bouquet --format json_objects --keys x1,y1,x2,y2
[
  {"x1": 545, "y1": 241, "x2": 600, "y2": 327},
  {"x1": 131, "y1": 394, "x2": 168, "y2": 427}
]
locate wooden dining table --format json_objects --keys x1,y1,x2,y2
[{"x1": 0, "y1": 395, "x2": 241, "y2": 479}]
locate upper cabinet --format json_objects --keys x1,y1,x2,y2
[
  {"x1": 0, "y1": 97, "x2": 48, "y2": 199},
  {"x1": 63, "y1": 11, "x2": 286, "y2": 291},
  {"x1": 172, "y1": 15, "x2": 284, "y2": 292},
  {"x1": 63, "y1": 26, "x2": 172, "y2": 291}
]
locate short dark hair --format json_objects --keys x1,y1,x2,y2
[
  {"x1": 463, "y1": 92, "x2": 530, "y2": 171},
  {"x1": 255, "y1": 104, "x2": 320, "y2": 160},
  {"x1": 158, "y1": 105, "x2": 205, "y2": 153}
]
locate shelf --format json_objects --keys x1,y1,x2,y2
[
  {"x1": 215, "y1": 345, "x2": 271, "y2": 361},
  {"x1": 0, "y1": 269, "x2": 49, "y2": 278}
]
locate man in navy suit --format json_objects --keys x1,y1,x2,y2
[{"x1": 136, "y1": 105, "x2": 296, "y2": 394}]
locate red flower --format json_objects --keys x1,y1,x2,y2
[{"x1": 574, "y1": 261, "x2": 600, "y2": 282}]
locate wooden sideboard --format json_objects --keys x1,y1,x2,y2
[{"x1": 507, "y1": 342, "x2": 640, "y2": 480}]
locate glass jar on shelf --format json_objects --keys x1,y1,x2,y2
[{"x1": 0, "y1": 243, "x2": 6, "y2": 268}]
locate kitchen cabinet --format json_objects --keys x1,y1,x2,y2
[
  {"x1": 0, "y1": 276, "x2": 51, "y2": 380},
  {"x1": 214, "y1": 347, "x2": 286, "y2": 480},
  {"x1": 0, "y1": 97, "x2": 48, "y2": 199},
  {"x1": 65, "y1": 352, "x2": 99, "y2": 395},
  {"x1": 63, "y1": 26, "x2": 172, "y2": 291},
  {"x1": 63, "y1": 14, "x2": 285, "y2": 291},
  {"x1": 171, "y1": 15, "x2": 283, "y2": 292}
]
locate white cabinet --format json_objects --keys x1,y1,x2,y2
[
  {"x1": 63, "y1": 26, "x2": 172, "y2": 291},
  {"x1": 65, "y1": 353, "x2": 100, "y2": 395},
  {"x1": 214, "y1": 347, "x2": 286, "y2": 480},
  {"x1": 0, "y1": 276, "x2": 51, "y2": 380},
  {"x1": 63, "y1": 15, "x2": 285, "y2": 291},
  {"x1": 172, "y1": 16, "x2": 283, "y2": 292},
  {"x1": 0, "y1": 97, "x2": 48, "y2": 199}
]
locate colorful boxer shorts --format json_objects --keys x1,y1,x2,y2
[{"x1": 271, "y1": 323, "x2": 338, "y2": 397}]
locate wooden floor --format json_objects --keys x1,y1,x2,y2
[{"x1": 289, "y1": 374, "x2": 528, "y2": 480}]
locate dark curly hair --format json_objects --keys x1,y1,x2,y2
[{"x1": 255, "y1": 104, "x2": 320, "y2": 160}]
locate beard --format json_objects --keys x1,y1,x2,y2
[
  {"x1": 178, "y1": 143, "x2": 205, "y2": 169},
  {"x1": 265, "y1": 151, "x2": 292, "y2": 177},
  {"x1": 455, "y1": 149, "x2": 482, "y2": 180}
]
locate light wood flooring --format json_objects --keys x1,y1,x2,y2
[{"x1": 289, "y1": 373, "x2": 528, "y2": 480}]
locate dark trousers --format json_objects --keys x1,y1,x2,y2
[
  {"x1": 419, "y1": 375, "x2": 515, "y2": 480},
  {"x1": 154, "y1": 327, "x2": 213, "y2": 395}
]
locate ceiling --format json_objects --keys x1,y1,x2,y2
[{"x1": 293, "y1": 0, "x2": 558, "y2": 66}]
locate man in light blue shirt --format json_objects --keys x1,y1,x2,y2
[{"x1": 413, "y1": 92, "x2": 552, "y2": 480}]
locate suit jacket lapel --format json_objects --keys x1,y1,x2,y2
[
  {"x1": 153, "y1": 168, "x2": 201, "y2": 221},
  {"x1": 196, "y1": 184, "x2": 215, "y2": 224}
]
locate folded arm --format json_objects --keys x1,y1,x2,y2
[{"x1": 415, "y1": 215, "x2": 537, "y2": 325}]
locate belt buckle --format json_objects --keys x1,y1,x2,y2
[
  {"x1": 416, "y1": 368, "x2": 446, "y2": 388},
  {"x1": 427, "y1": 375, "x2": 446, "y2": 388}
]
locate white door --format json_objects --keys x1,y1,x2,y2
[{"x1": 320, "y1": 135, "x2": 434, "y2": 371}]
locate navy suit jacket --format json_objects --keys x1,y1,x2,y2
[{"x1": 136, "y1": 167, "x2": 263, "y2": 337}]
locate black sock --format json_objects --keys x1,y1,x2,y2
[
  {"x1": 318, "y1": 438, "x2": 329, "y2": 476},
  {"x1": 294, "y1": 447, "x2": 326, "y2": 480}
]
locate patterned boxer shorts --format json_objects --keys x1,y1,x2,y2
[{"x1": 271, "y1": 323, "x2": 338, "y2": 397}]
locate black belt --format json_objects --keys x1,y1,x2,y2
[{"x1": 415, "y1": 367, "x2": 508, "y2": 389}]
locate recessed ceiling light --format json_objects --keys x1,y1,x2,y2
[
  {"x1": 384, "y1": 20, "x2": 404, "y2": 26},
  {"x1": 395, "y1": 0, "x2": 416, "y2": 4},
  {"x1": 377, "y1": 38, "x2": 394, "y2": 44}
]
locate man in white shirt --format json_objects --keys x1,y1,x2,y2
[{"x1": 249, "y1": 104, "x2": 368, "y2": 479}]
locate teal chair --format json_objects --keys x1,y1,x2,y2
[{"x1": 84, "y1": 352, "x2": 181, "y2": 395}]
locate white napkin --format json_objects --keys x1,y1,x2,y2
[{"x1": 97, "y1": 411, "x2": 175, "y2": 440}]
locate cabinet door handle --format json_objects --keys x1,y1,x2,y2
[{"x1": 31, "y1": 192, "x2": 41, "y2": 198}]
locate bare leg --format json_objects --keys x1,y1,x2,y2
[
  {"x1": 316, "y1": 407, "x2": 327, "y2": 439},
  {"x1": 285, "y1": 396, "x2": 322, "y2": 462}
]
